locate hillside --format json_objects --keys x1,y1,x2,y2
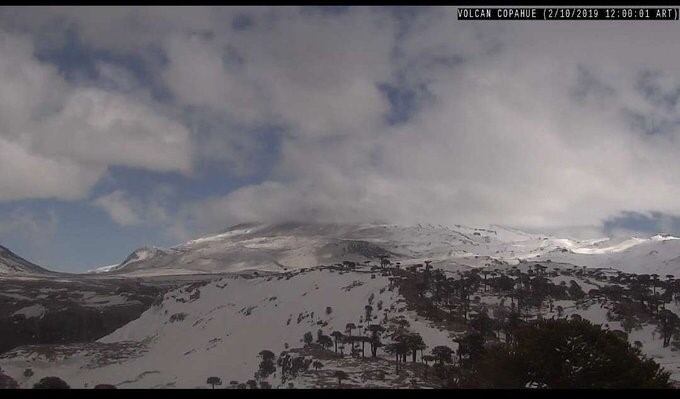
[
  {"x1": 535, "y1": 235, "x2": 680, "y2": 276},
  {"x1": 2, "y1": 262, "x2": 679, "y2": 388},
  {"x1": 93, "y1": 222, "x2": 680, "y2": 277},
  {"x1": 0, "y1": 245, "x2": 54, "y2": 276},
  {"x1": 0, "y1": 266, "x2": 450, "y2": 388}
]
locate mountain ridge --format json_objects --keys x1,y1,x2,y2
[
  {"x1": 0, "y1": 244, "x2": 55, "y2": 276},
  {"x1": 90, "y1": 222, "x2": 680, "y2": 277}
]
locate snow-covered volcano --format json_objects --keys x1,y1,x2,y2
[
  {"x1": 92, "y1": 222, "x2": 680, "y2": 277},
  {"x1": 90, "y1": 222, "x2": 521, "y2": 276}
]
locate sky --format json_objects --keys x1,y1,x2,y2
[{"x1": 3, "y1": 6, "x2": 680, "y2": 272}]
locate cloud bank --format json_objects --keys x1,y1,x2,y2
[
  {"x1": 0, "y1": 29, "x2": 191, "y2": 202},
  {"x1": 3, "y1": 7, "x2": 680, "y2": 240}
]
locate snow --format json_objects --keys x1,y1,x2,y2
[
  {"x1": 3, "y1": 263, "x2": 680, "y2": 387},
  {"x1": 0, "y1": 222, "x2": 673, "y2": 278},
  {"x1": 79, "y1": 293, "x2": 133, "y2": 307},
  {"x1": 113, "y1": 268, "x2": 217, "y2": 277},
  {"x1": 11, "y1": 304, "x2": 46, "y2": 319},
  {"x1": 89, "y1": 264, "x2": 121, "y2": 274},
  {"x1": 0, "y1": 292, "x2": 34, "y2": 301},
  {"x1": 0, "y1": 267, "x2": 462, "y2": 388},
  {"x1": 537, "y1": 238, "x2": 680, "y2": 276},
  {"x1": 185, "y1": 225, "x2": 261, "y2": 246},
  {"x1": 6, "y1": 222, "x2": 680, "y2": 388},
  {"x1": 84, "y1": 223, "x2": 553, "y2": 277},
  {"x1": 571, "y1": 238, "x2": 652, "y2": 254},
  {"x1": 652, "y1": 235, "x2": 680, "y2": 242}
]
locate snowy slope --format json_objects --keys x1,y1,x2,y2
[
  {"x1": 92, "y1": 222, "x2": 549, "y2": 276},
  {"x1": 0, "y1": 245, "x2": 53, "y2": 276},
  {"x1": 92, "y1": 223, "x2": 680, "y2": 277},
  {"x1": 536, "y1": 235, "x2": 680, "y2": 275},
  {"x1": 89, "y1": 247, "x2": 179, "y2": 274},
  {"x1": 3, "y1": 265, "x2": 680, "y2": 388},
  {"x1": 0, "y1": 267, "x2": 456, "y2": 388}
]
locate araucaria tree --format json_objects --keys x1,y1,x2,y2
[
  {"x1": 405, "y1": 333, "x2": 427, "y2": 362},
  {"x1": 365, "y1": 305, "x2": 373, "y2": 321},
  {"x1": 334, "y1": 370, "x2": 349, "y2": 387},
  {"x1": 331, "y1": 331, "x2": 344, "y2": 354},
  {"x1": 658, "y1": 309, "x2": 679, "y2": 348},
  {"x1": 32, "y1": 377, "x2": 70, "y2": 389},
  {"x1": 368, "y1": 324, "x2": 386, "y2": 357},
  {"x1": 256, "y1": 350, "x2": 276, "y2": 380},
  {"x1": 385, "y1": 338, "x2": 410, "y2": 374},
  {"x1": 303, "y1": 331, "x2": 314, "y2": 346},
  {"x1": 431, "y1": 345, "x2": 453, "y2": 366},
  {"x1": 0, "y1": 372, "x2": 19, "y2": 389},
  {"x1": 312, "y1": 361, "x2": 324, "y2": 370},
  {"x1": 465, "y1": 318, "x2": 671, "y2": 388},
  {"x1": 206, "y1": 376, "x2": 222, "y2": 389}
]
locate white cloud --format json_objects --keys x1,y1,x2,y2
[
  {"x1": 0, "y1": 29, "x2": 193, "y2": 202},
  {"x1": 6, "y1": 7, "x2": 680, "y2": 238},
  {"x1": 92, "y1": 190, "x2": 141, "y2": 226},
  {"x1": 161, "y1": 8, "x2": 395, "y2": 140},
  {"x1": 168, "y1": 9, "x2": 680, "y2": 235},
  {"x1": 0, "y1": 137, "x2": 103, "y2": 201},
  {"x1": 0, "y1": 208, "x2": 58, "y2": 242},
  {"x1": 92, "y1": 186, "x2": 177, "y2": 228},
  {"x1": 35, "y1": 88, "x2": 192, "y2": 173}
]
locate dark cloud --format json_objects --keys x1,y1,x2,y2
[
  {"x1": 571, "y1": 65, "x2": 615, "y2": 104},
  {"x1": 603, "y1": 211, "x2": 680, "y2": 237},
  {"x1": 636, "y1": 70, "x2": 680, "y2": 112}
]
